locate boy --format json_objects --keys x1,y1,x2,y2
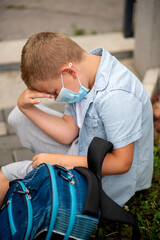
[{"x1": 0, "y1": 32, "x2": 153, "y2": 207}]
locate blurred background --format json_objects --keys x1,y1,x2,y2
[
  {"x1": 0, "y1": 1, "x2": 160, "y2": 239},
  {"x1": 0, "y1": 0, "x2": 124, "y2": 40}
]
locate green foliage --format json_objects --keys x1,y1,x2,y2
[
  {"x1": 6, "y1": 5, "x2": 26, "y2": 10},
  {"x1": 71, "y1": 23, "x2": 86, "y2": 36},
  {"x1": 91, "y1": 30, "x2": 97, "y2": 35},
  {"x1": 90, "y1": 139, "x2": 160, "y2": 239}
]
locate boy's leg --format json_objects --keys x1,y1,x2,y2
[
  {"x1": 8, "y1": 105, "x2": 71, "y2": 155},
  {"x1": 0, "y1": 137, "x2": 78, "y2": 205},
  {"x1": 0, "y1": 160, "x2": 33, "y2": 206},
  {"x1": 0, "y1": 105, "x2": 78, "y2": 206},
  {"x1": 0, "y1": 170, "x2": 9, "y2": 207},
  {"x1": 0, "y1": 105, "x2": 78, "y2": 205},
  {"x1": 1, "y1": 160, "x2": 33, "y2": 182}
]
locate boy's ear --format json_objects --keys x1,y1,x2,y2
[{"x1": 61, "y1": 67, "x2": 77, "y2": 78}]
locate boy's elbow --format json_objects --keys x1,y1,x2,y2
[
  {"x1": 121, "y1": 159, "x2": 133, "y2": 173},
  {"x1": 61, "y1": 137, "x2": 73, "y2": 145},
  {"x1": 60, "y1": 133, "x2": 78, "y2": 145}
]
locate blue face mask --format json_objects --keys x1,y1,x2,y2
[{"x1": 56, "y1": 73, "x2": 89, "y2": 103}]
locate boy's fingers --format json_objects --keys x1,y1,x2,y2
[
  {"x1": 32, "y1": 155, "x2": 38, "y2": 161},
  {"x1": 32, "y1": 155, "x2": 38, "y2": 168},
  {"x1": 32, "y1": 99, "x2": 41, "y2": 104},
  {"x1": 50, "y1": 94, "x2": 55, "y2": 99},
  {"x1": 32, "y1": 161, "x2": 37, "y2": 168},
  {"x1": 29, "y1": 92, "x2": 51, "y2": 99},
  {"x1": 25, "y1": 99, "x2": 41, "y2": 105}
]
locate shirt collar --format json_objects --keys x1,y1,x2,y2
[
  {"x1": 89, "y1": 47, "x2": 113, "y2": 91},
  {"x1": 76, "y1": 48, "x2": 113, "y2": 124}
]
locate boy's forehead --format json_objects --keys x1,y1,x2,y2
[{"x1": 33, "y1": 78, "x2": 60, "y2": 92}]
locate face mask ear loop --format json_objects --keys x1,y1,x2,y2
[
  {"x1": 77, "y1": 74, "x2": 82, "y2": 87},
  {"x1": 61, "y1": 73, "x2": 64, "y2": 88},
  {"x1": 69, "y1": 62, "x2": 82, "y2": 87}
]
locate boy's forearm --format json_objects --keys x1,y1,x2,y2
[
  {"x1": 58, "y1": 154, "x2": 127, "y2": 174},
  {"x1": 19, "y1": 105, "x2": 78, "y2": 144},
  {"x1": 33, "y1": 147, "x2": 133, "y2": 175},
  {"x1": 102, "y1": 143, "x2": 134, "y2": 175},
  {"x1": 54, "y1": 143, "x2": 133, "y2": 175},
  {"x1": 17, "y1": 88, "x2": 79, "y2": 144},
  {"x1": 32, "y1": 153, "x2": 88, "y2": 169},
  {"x1": 60, "y1": 153, "x2": 131, "y2": 175},
  {"x1": 102, "y1": 153, "x2": 130, "y2": 175}
]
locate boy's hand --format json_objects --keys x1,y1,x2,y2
[
  {"x1": 32, "y1": 153, "x2": 64, "y2": 168},
  {"x1": 32, "y1": 153, "x2": 87, "y2": 170},
  {"x1": 32, "y1": 153, "x2": 53, "y2": 168},
  {"x1": 17, "y1": 89, "x2": 54, "y2": 110}
]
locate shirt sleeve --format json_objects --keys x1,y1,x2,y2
[
  {"x1": 99, "y1": 90, "x2": 142, "y2": 149},
  {"x1": 64, "y1": 103, "x2": 73, "y2": 116},
  {"x1": 64, "y1": 103, "x2": 77, "y2": 124}
]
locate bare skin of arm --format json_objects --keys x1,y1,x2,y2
[
  {"x1": 0, "y1": 170, "x2": 9, "y2": 207},
  {"x1": 0, "y1": 89, "x2": 79, "y2": 207},
  {"x1": 0, "y1": 140, "x2": 134, "y2": 207},
  {"x1": 0, "y1": 87, "x2": 134, "y2": 207},
  {"x1": 32, "y1": 142, "x2": 134, "y2": 175},
  {"x1": 18, "y1": 88, "x2": 134, "y2": 175},
  {"x1": 17, "y1": 89, "x2": 79, "y2": 144}
]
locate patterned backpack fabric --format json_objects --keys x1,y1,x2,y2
[{"x1": 0, "y1": 137, "x2": 140, "y2": 240}]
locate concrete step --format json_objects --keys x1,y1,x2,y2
[
  {"x1": 0, "y1": 32, "x2": 134, "y2": 70},
  {"x1": 0, "y1": 57, "x2": 140, "y2": 110}
]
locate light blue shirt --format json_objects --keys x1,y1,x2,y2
[{"x1": 65, "y1": 48, "x2": 154, "y2": 206}]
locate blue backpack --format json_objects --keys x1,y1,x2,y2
[{"x1": 0, "y1": 137, "x2": 140, "y2": 240}]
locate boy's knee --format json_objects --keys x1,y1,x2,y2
[
  {"x1": 0, "y1": 169, "x2": 10, "y2": 207},
  {"x1": 8, "y1": 107, "x2": 16, "y2": 127},
  {"x1": 0, "y1": 169, "x2": 8, "y2": 180},
  {"x1": 8, "y1": 106, "x2": 22, "y2": 128}
]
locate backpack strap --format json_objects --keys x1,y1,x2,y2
[
  {"x1": 74, "y1": 167, "x2": 99, "y2": 218},
  {"x1": 87, "y1": 137, "x2": 113, "y2": 182},
  {"x1": 35, "y1": 164, "x2": 77, "y2": 240},
  {"x1": 75, "y1": 137, "x2": 113, "y2": 218},
  {"x1": 45, "y1": 164, "x2": 59, "y2": 240},
  {"x1": 62, "y1": 168, "x2": 77, "y2": 240},
  {"x1": 8, "y1": 181, "x2": 33, "y2": 240},
  {"x1": 81, "y1": 137, "x2": 140, "y2": 240},
  {"x1": 100, "y1": 189, "x2": 140, "y2": 240}
]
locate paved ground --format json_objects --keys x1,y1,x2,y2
[{"x1": 0, "y1": 0, "x2": 124, "y2": 41}]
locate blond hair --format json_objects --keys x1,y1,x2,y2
[{"x1": 21, "y1": 32, "x2": 86, "y2": 88}]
